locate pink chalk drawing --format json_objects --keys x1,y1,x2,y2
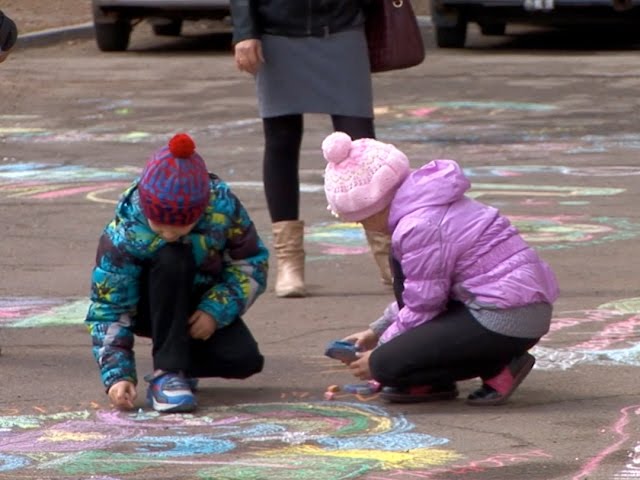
[
  {"x1": 0, "y1": 163, "x2": 135, "y2": 203},
  {"x1": 0, "y1": 297, "x2": 89, "y2": 328},
  {"x1": 573, "y1": 405, "x2": 640, "y2": 480}
]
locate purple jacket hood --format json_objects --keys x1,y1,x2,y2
[{"x1": 389, "y1": 159, "x2": 470, "y2": 230}]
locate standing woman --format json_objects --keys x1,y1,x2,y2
[
  {"x1": 231, "y1": 0, "x2": 392, "y2": 298},
  {"x1": 0, "y1": 10, "x2": 18, "y2": 63}
]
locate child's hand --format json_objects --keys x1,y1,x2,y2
[
  {"x1": 343, "y1": 329, "x2": 379, "y2": 352},
  {"x1": 108, "y1": 380, "x2": 137, "y2": 410},
  {"x1": 348, "y1": 351, "x2": 373, "y2": 380},
  {"x1": 189, "y1": 310, "x2": 217, "y2": 341}
]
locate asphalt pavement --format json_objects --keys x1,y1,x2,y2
[{"x1": 1, "y1": 19, "x2": 640, "y2": 480}]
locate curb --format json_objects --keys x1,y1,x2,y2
[
  {"x1": 15, "y1": 16, "x2": 432, "y2": 50},
  {"x1": 16, "y1": 22, "x2": 95, "y2": 49}
]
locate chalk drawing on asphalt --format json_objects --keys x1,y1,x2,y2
[
  {"x1": 373, "y1": 101, "x2": 640, "y2": 162},
  {"x1": 0, "y1": 403, "x2": 462, "y2": 478},
  {"x1": 464, "y1": 165, "x2": 640, "y2": 178},
  {"x1": 572, "y1": 404, "x2": 640, "y2": 480},
  {"x1": 535, "y1": 297, "x2": 640, "y2": 371},
  {"x1": 0, "y1": 111, "x2": 261, "y2": 144},
  {"x1": 0, "y1": 297, "x2": 88, "y2": 328},
  {"x1": 0, "y1": 162, "x2": 135, "y2": 203}
]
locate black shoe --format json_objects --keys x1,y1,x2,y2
[
  {"x1": 466, "y1": 353, "x2": 535, "y2": 406},
  {"x1": 467, "y1": 384, "x2": 502, "y2": 403}
]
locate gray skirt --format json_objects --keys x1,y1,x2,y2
[{"x1": 256, "y1": 27, "x2": 374, "y2": 119}]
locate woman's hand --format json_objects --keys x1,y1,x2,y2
[
  {"x1": 108, "y1": 380, "x2": 137, "y2": 410},
  {"x1": 348, "y1": 351, "x2": 373, "y2": 380},
  {"x1": 234, "y1": 39, "x2": 264, "y2": 75},
  {"x1": 342, "y1": 328, "x2": 379, "y2": 352},
  {"x1": 189, "y1": 310, "x2": 217, "y2": 341}
]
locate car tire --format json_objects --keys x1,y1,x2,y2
[
  {"x1": 480, "y1": 23, "x2": 506, "y2": 36},
  {"x1": 435, "y1": 23, "x2": 467, "y2": 48},
  {"x1": 152, "y1": 20, "x2": 183, "y2": 36},
  {"x1": 94, "y1": 21, "x2": 131, "y2": 51}
]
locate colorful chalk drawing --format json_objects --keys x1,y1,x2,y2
[
  {"x1": 0, "y1": 403, "x2": 556, "y2": 479},
  {"x1": 0, "y1": 402, "x2": 462, "y2": 478},
  {"x1": 463, "y1": 165, "x2": 640, "y2": 178},
  {"x1": 0, "y1": 162, "x2": 134, "y2": 204},
  {"x1": 0, "y1": 114, "x2": 260, "y2": 144},
  {"x1": 534, "y1": 297, "x2": 640, "y2": 371},
  {"x1": 0, "y1": 297, "x2": 89, "y2": 328},
  {"x1": 373, "y1": 101, "x2": 640, "y2": 158},
  {"x1": 6, "y1": 100, "x2": 640, "y2": 158}
]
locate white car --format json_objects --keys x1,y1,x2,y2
[{"x1": 92, "y1": 0, "x2": 231, "y2": 51}]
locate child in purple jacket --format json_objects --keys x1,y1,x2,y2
[{"x1": 322, "y1": 131, "x2": 559, "y2": 405}]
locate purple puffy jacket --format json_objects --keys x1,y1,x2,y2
[{"x1": 380, "y1": 159, "x2": 559, "y2": 343}]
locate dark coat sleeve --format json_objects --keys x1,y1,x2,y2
[
  {"x1": 230, "y1": 0, "x2": 259, "y2": 44},
  {"x1": 0, "y1": 10, "x2": 18, "y2": 52}
]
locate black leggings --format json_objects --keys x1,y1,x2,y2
[
  {"x1": 369, "y1": 301, "x2": 539, "y2": 388},
  {"x1": 262, "y1": 114, "x2": 376, "y2": 222},
  {"x1": 135, "y1": 243, "x2": 264, "y2": 379}
]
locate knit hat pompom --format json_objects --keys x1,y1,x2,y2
[
  {"x1": 168, "y1": 133, "x2": 196, "y2": 159},
  {"x1": 322, "y1": 132, "x2": 353, "y2": 164}
]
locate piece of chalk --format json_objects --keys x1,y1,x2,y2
[
  {"x1": 327, "y1": 385, "x2": 340, "y2": 393},
  {"x1": 324, "y1": 391, "x2": 335, "y2": 400},
  {"x1": 343, "y1": 383, "x2": 379, "y2": 395}
]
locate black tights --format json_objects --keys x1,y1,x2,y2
[
  {"x1": 262, "y1": 114, "x2": 375, "y2": 222},
  {"x1": 369, "y1": 302, "x2": 539, "y2": 388}
]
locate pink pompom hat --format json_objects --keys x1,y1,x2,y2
[{"x1": 322, "y1": 132, "x2": 410, "y2": 222}]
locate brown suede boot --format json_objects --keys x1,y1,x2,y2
[
  {"x1": 272, "y1": 220, "x2": 306, "y2": 298},
  {"x1": 364, "y1": 230, "x2": 392, "y2": 285}
]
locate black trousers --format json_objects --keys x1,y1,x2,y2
[
  {"x1": 369, "y1": 301, "x2": 539, "y2": 388},
  {"x1": 134, "y1": 242, "x2": 264, "y2": 379},
  {"x1": 262, "y1": 114, "x2": 376, "y2": 222}
]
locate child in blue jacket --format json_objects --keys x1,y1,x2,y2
[{"x1": 86, "y1": 133, "x2": 269, "y2": 413}]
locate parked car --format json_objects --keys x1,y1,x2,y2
[
  {"x1": 92, "y1": 0, "x2": 231, "y2": 52},
  {"x1": 430, "y1": 0, "x2": 640, "y2": 48}
]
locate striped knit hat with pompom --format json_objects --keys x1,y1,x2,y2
[{"x1": 138, "y1": 133, "x2": 210, "y2": 226}]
